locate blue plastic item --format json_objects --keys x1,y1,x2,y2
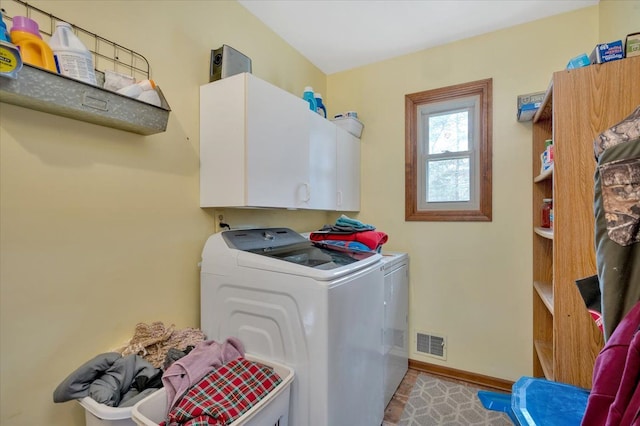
[
  {"x1": 479, "y1": 377, "x2": 590, "y2": 426},
  {"x1": 314, "y1": 92, "x2": 327, "y2": 118},
  {"x1": 0, "y1": 15, "x2": 9, "y2": 42},
  {"x1": 477, "y1": 390, "x2": 518, "y2": 424},
  {"x1": 566, "y1": 53, "x2": 591, "y2": 69},
  {"x1": 302, "y1": 86, "x2": 317, "y2": 112},
  {"x1": 512, "y1": 377, "x2": 589, "y2": 426}
]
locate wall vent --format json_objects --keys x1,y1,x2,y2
[{"x1": 416, "y1": 331, "x2": 446, "y2": 360}]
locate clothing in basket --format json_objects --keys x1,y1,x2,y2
[{"x1": 162, "y1": 357, "x2": 282, "y2": 426}]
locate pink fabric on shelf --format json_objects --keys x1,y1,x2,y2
[{"x1": 161, "y1": 337, "x2": 245, "y2": 415}]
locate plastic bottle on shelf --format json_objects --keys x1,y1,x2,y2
[
  {"x1": 302, "y1": 86, "x2": 317, "y2": 112},
  {"x1": 0, "y1": 13, "x2": 23, "y2": 79},
  {"x1": 314, "y1": 92, "x2": 327, "y2": 118},
  {"x1": 9, "y1": 16, "x2": 57, "y2": 72},
  {"x1": 0, "y1": 14, "x2": 10, "y2": 42},
  {"x1": 116, "y1": 79, "x2": 162, "y2": 106},
  {"x1": 541, "y1": 198, "x2": 553, "y2": 229},
  {"x1": 136, "y1": 88, "x2": 162, "y2": 107},
  {"x1": 49, "y1": 22, "x2": 97, "y2": 85},
  {"x1": 545, "y1": 138, "x2": 554, "y2": 166},
  {"x1": 117, "y1": 79, "x2": 156, "y2": 98}
]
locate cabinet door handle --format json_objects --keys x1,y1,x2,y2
[
  {"x1": 337, "y1": 190, "x2": 343, "y2": 207},
  {"x1": 303, "y1": 183, "x2": 310, "y2": 202}
]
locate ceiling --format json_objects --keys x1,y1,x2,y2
[{"x1": 238, "y1": 0, "x2": 599, "y2": 74}]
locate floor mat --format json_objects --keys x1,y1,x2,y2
[{"x1": 399, "y1": 374, "x2": 514, "y2": 426}]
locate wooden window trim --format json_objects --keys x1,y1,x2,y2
[{"x1": 405, "y1": 78, "x2": 493, "y2": 222}]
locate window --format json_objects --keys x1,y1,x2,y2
[{"x1": 405, "y1": 79, "x2": 492, "y2": 221}]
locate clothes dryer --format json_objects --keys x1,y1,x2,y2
[
  {"x1": 200, "y1": 228, "x2": 385, "y2": 426},
  {"x1": 381, "y1": 252, "x2": 409, "y2": 407}
]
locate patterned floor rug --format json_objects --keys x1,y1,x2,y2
[{"x1": 399, "y1": 374, "x2": 514, "y2": 426}]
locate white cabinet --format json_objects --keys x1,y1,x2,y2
[
  {"x1": 307, "y1": 113, "x2": 338, "y2": 210},
  {"x1": 200, "y1": 73, "x2": 309, "y2": 208},
  {"x1": 200, "y1": 72, "x2": 360, "y2": 211},
  {"x1": 336, "y1": 128, "x2": 361, "y2": 211}
]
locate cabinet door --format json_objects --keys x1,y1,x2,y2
[
  {"x1": 306, "y1": 113, "x2": 337, "y2": 210},
  {"x1": 200, "y1": 74, "x2": 248, "y2": 207},
  {"x1": 336, "y1": 128, "x2": 361, "y2": 211},
  {"x1": 245, "y1": 75, "x2": 311, "y2": 208}
]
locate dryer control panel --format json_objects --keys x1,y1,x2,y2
[{"x1": 222, "y1": 227, "x2": 305, "y2": 251}]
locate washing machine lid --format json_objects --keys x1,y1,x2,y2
[{"x1": 221, "y1": 227, "x2": 381, "y2": 279}]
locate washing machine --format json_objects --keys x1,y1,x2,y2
[
  {"x1": 200, "y1": 228, "x2": 385, "y2": 426},
  {"x1": 381, "y1": 252, "x2": 409, "y2": 407}
]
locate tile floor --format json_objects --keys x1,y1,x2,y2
[
  {"x1": 382, "y1": 368, "x2": 514, "y2": 426},
  {"x1": 382, "y1": 368, "x2": 420, "y2": 425}
]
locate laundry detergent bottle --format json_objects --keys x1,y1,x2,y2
[
  {"x1": 0, "y1": 13, "x2": 22, "y2": 79},
  {"x1": 302, "y1": 86, "x2": 317, "y2": 112},
  {"x1": 0, "y1": 14, "x2": 9, "y2": 42},
  {"x1": 314, "y1": 92, "x2": 327, "y2": 118},
  {"x1": 9, "y1": 16, "x2": 57, "y2": 72},
  {"x1": 49, "y1": 22, "x2": 97, "y2": 85}
]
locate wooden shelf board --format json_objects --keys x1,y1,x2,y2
[
  {"x1": 534, "y1": 281, "x2": 554, "y2": 314},
  {"x1": 534, "y1": 165, "x2": 553, "y2": 183},
  {"x1": 534, "y1": 227, "x2": 553, "y2": 239},
  {"x1": 534, "y1": 339, "x2": 554, "y2": 380},
  {"x1": 533, "y1": 80, "x2": 553, "y2": 123}
]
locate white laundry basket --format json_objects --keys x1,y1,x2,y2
[
  {"x1": 77, "y1": 392, "x2": 160, "y2": 426},
  {"x1": 131, "y1": 354, "x2": 294, "y2": 426}
]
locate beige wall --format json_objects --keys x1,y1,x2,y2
[
  {"x1": 0, "y1": 1, "x2": 326, "y2": 425},
  {"x1": 1, "y1": 1, "x2": 638, "y2": 425},
  {"x1": 326, "y1": 0, "x2": 638, "y2": 381},
  {"x1": 327, "y1": 6, "x2": 602, "y2": 381},
  {"x1": 599, "y1": 0, "x2": 640, "y2": 44}
]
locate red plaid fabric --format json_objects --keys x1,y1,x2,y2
[{"x1": 163, "y1": 358, "x2": 282, "y2": 426}]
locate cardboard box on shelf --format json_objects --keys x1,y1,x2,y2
[
  {"x1": 518, "y1": 103, "x2": 540, "y2": 122},
  {"x1": 589, "y1": 40, "x2": 624, "y2": 64},
  {"x1": 626, "y1": 32, "x2": 640, "y2": 58},
  {"x1": 566, "y1": 53, "x2": 591, "y2": 69},
  {"x1": 517, "y1": 91, "x2": 545, "y2": 122},
  {"x1": 517, "y1": 92, "x2": 545, "y2": 110}
]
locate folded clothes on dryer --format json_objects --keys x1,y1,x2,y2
[
  {"x1": 335, "y1": 214, "x2": 376, "y2": 231},
  {"x1": 312, "y1": 240, "x2": 375, "y2": 253},
  {"x1": 309, "y1": 230, "x2": 388, "y2": 251}
]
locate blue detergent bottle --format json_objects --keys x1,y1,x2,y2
[
  {"x1": 302, "y1": 86, "x2": 317, "y2": 112},
  {"x1": 0, "y1": 13, "x2": 23, "y2": 79},
  {"x1": 0, "y1": 15, "x2": 9, "y2": 42},
  {"x1": 315, "y1": 92, "x2": 327, "y2": 118}
]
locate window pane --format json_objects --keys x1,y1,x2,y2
[
  {"x1": 406, "y1": 79, "x2": 492, "y2": 221},
  {"x1": 426, "y1": 158, "x2": 470, "y2": 202},
  {"x1": 428, "y1": 111, "x2": 469, "y2": 154}
]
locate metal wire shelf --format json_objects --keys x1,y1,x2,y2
[{"x1": 1, "y1": 0, "x2": 151, "y2": 81}]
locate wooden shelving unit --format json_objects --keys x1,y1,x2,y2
[{"x1": 531, "y1": 56, "x2": 640, "y2": 388}]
